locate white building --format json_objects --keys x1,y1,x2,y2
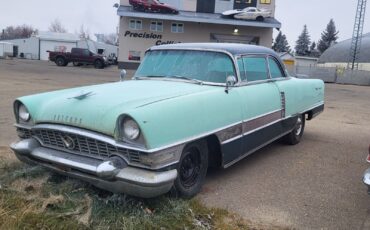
[
  {"x1": 116, "y1": 0, "x2": 281, "y2": 69},
  {"x1": 3, "y1": 32, "x2": 118, "y2": 61}
]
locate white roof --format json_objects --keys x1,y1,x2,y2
[{"x1": 35, "y1": 31, "x2": 79, "y2": 42}]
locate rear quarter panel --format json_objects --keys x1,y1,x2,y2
[{"x1": 275, "y1": 77, "x2": 325, "y2": 116}]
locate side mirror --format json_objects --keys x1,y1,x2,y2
[
  {"x1": 225, "y1": 75, "x2": 237, "y2": 93},
  {"x1": 120, "y1": 69, "x2": 127, "y2": 81}
]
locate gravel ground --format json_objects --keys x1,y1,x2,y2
[{"x1": 1, "y1": 59, "x2": 369, "y2": 229}]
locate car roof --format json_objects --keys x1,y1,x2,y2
[{"x1": 149, "y1": 43, "x2": 277, "y2": 57}]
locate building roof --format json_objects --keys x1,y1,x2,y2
[
  {"x1": 149, "y1": 43, "x2": 278, "y2": 56},
  {"x1": 117, "y1": 6, "x2": 281, "y2": 29},
  {"x1": 35, "y1": 31, "x2": 79, "y2": 42},
  {"x1": 318, "y1": 32, "x2": 370, "y2": 63}
]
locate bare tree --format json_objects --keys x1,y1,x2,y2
[
  {"x1": 79, "y1": 25, "x2": 90, "y2": 40},
  {"x1": 48, "y1": 19, "x2": 67, "y2": 33},
  {"x1": 103, "y1": 33, "x2": 118, "y2": 46},
  {"x1": 0, "y1": 25, "x2": 38, "y2": 40}
]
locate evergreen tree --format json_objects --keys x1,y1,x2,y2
[
  {"x1": 272, "y1": 31, "x2": 291, "y2": 53},
  {"x1": 295, "y1": 25, "x2": 311, "y2": 56},
  {"x1": 318, "y1": 19, "x2": 339, "y2": 53}
]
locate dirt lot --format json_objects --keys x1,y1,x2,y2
[{"x1": 1, "y1": 59, "x2": 370, "y2": 229}]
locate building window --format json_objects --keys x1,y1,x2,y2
[
  {"x1": 260, "y1": 0, "x2": 271, "y2": 4},
  {"x1": 129, "y1": 51, "x2": 141, "y2": 61},
  {"x1": 129, "y1": 19, "x2": 142, "y2": 30},
  {"x1": 150, "y1": 21, "x2": 163, "y2": 32},
  {"x1": 171, "y1": 23, "x2": 184, "y2": 33}
]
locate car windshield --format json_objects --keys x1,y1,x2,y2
[{"x1": 134, "y1": 50, "x2": 236, "y2": 84}]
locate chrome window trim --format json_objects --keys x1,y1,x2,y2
[{"x1": 266, "y1": 55, "x2": 287, "y2": 79}]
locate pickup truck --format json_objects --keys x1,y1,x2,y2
[{"x1": 48, "y1": 48, "x2": 108, "y2": 69}]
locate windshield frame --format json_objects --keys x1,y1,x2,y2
[{"x1": 134, "y1": 48, "x2": 240, "y2": 86}]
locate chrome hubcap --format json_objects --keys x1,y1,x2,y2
[{"x1": 295, "y1": 117, "x2": 303, "y2": 136}]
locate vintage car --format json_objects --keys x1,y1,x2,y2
[
  {"x1": 363, "y1": 145, "x2": 370, "y2": 194},
  {"x1": 222, "y1": 7, "x2": 272, "y2": 21},
  {"x1": 129, "y1": 0, "x2": 179, "y2": 14},
  {"x1": 10, "y1": 43, "x2": 324, "y2": 198}
]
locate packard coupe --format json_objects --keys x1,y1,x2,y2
[{"x1": 10, "y1": 43, "x2": 324, "y2": 198}]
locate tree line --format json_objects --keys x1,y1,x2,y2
[
  {"x1": 0, "y1": 19, "x2": 118, "y2": 46},
  {"x1": 272, "y1": 19, "x2": 339, "y2": 57}
]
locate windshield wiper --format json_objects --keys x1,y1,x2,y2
[{"x1": 167, "y1": 75, "x2": 203, "y2": 84}]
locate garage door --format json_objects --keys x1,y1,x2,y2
[{"x1": 40, "y1": 40, "x2": 77, "y2": 61}]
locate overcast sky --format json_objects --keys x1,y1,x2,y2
[{"x1": 0, "y1": 0, "x2": 369, "y2": 48}]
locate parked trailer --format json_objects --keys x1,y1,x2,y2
[{"x1": 0, "y1": 42, "x2": 14, "y2": 58}]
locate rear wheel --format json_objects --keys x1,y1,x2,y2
[
  {"x1": 284, "y1": 114, "x2": 305, "y2": 145},
  {"x1": 173, "y1": 140, "x2": 208, "y2": 198},
  {"x1": 94, "y1": 59, "x2": 104, "y2": 69},
  {"x1": 55, "y1": 57, "x2": 66, "y2": 67}
]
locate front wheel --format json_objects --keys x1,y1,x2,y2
[
  {"x1": 173, "y1": 140, "x2": 208, "y2": 198},
  {"x1": 284, "y1": 114, "x2": 305, "y2": 145},
  {"x1": 94, "y1": 60, "x2": 104, "y2": 69}
]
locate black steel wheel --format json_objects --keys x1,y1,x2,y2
[
  {"x1": 173, "y1": 140, "x2": 208, "y2": 198},
  {"x1": 56, "y1": 57, "x2": 65, "y2": 67},
  {"x1": 284, "y1": 114, "x2": 305, "y2": 145}
]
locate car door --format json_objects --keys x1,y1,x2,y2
[
  {"x1": 234, "y1": 55, "x2": 284, "y2": 161},
  {"x1": 80, "y1": 49, "x2": 91, "y2": 64}
]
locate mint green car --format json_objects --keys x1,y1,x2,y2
[{"x1": 10, "y1": 43, "x2": 324, "y2": 198}]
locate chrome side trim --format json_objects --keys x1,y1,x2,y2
[
  {"x1": 242, "y1": 110, "x2": 282, "y2": 135},
  {"x1": 14, "y1": 103, "x2": 324, "y2": 154},
  {"x1": 242, "y1": 118, "x2": 283, "y2": 137},
  {"x1": 223, "y1": 129, "x2": 293, "y2": 168}
]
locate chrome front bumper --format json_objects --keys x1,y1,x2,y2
[
  {"x1": 363, "y1": 168, "x2": 370, "y2": 194},
  {"x1": 10, "y1": 138, "x2": 177, "y2": 198}
]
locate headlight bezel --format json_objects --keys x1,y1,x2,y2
[
  {"x1": 14, "y1": 101, "x2": 33, "y2": 124},
  {"x1": 118, "y1": 115, "x2": 146, "y2": 148}
]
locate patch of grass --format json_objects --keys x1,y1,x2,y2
[{"x1": 0, "y1": 163, "x2": 256, "y2": 230}]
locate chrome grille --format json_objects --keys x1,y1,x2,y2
[{"x1": 32, "y1": 129, "x2": 141, "y2": 163}]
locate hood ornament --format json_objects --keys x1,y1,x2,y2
[{"x1": 68, "y1": 91, "x2": 95, "y2": 100}]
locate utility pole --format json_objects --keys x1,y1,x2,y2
[{"x1": 348, "y1": 0, "x2": 367, "y2": 70}]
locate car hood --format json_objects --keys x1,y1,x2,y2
[{"x1": 19, "y1": 80, "x2": 214, "y2": 136}]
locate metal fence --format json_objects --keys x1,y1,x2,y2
[{"x1": 294, "y1": 66, "x2": 370, "y2": 86}]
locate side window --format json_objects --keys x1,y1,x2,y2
[
  {"x1": 243, "y1": 56, "x2": 268, "y2": 82},
  {"x1": 82, "y1": 50, "x2": 89, "y2": 56},
  {"x1": 268, "y1": 57, "x2": 285, "y2": 79}
]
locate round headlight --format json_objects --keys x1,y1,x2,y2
[
  {"x1": 19, "y1": 104, "x2": 30, "y2": 122},
  {"x1": 123, "y1": 118, "x2": 140, "y2": 140}
]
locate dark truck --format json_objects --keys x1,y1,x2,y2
[{"x1": 48, "y1": 48, "x2": 108, "y2": 69}]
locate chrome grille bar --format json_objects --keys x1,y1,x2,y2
[{"x1": 24, "y1": 128, "x2": 142, "y2": 164}]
